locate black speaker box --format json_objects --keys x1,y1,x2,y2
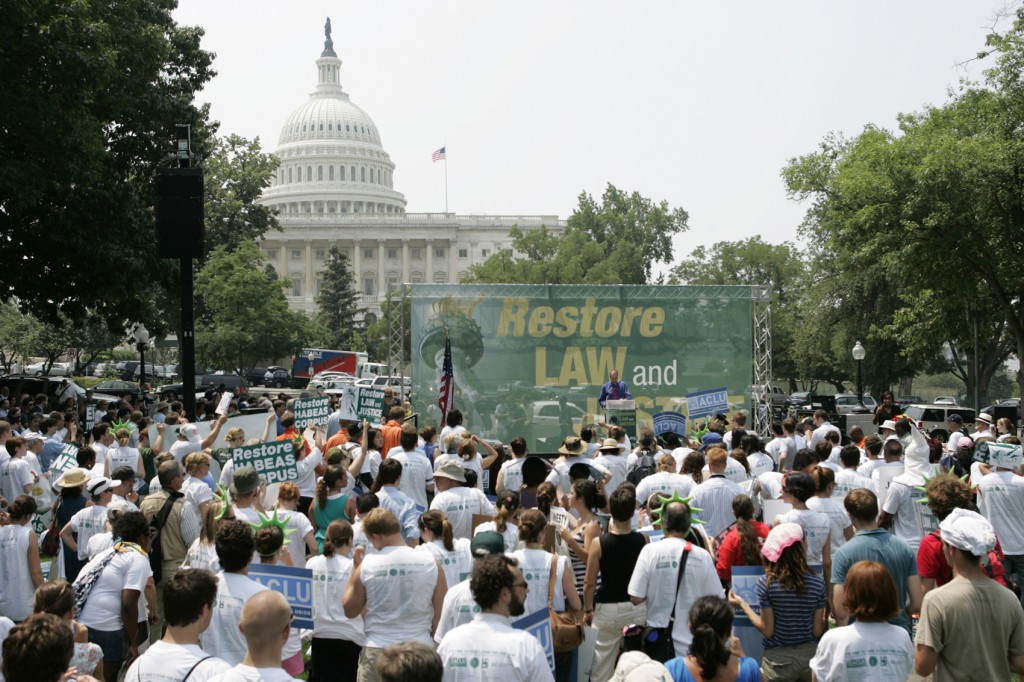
[{"x1": 156, "y1": 167, "x2": 204, "y2": 259}]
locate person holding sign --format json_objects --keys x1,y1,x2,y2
[
  {"x1": 343, "y1": 508, "x2": 448, "y2": 682},
  {"x1": 436, "y1": 554, "x2": 554, "y2": 682}
]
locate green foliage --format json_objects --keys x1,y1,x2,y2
[
  {"x1": 0, "y1": 305, "x2": 42, "y2": 373},
  {"x1": 0, "y1": 0, "x2": 215, "y2": 328},
  {"x1": 466, "y1": 183, "x2": 688, "y2": 285},
  {"x1": 314, "y1": 247, "x2": 364, "y2": 348},
  {"x1": 194, "y1": 242, "x2": 308, "y2": 375},
  {"x1": 202, "y1": 134, "x2": 281, "y2": 254}
]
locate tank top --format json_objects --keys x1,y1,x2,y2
[{"x1": 596, "y1": 531, "x2": 647, "y2": 603}]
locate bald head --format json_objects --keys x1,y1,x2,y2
[{"x1": 240, "y1": 591, "x2": 292, "y2": 648}]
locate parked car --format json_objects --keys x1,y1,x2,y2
[
  {"x1": 26, "y1": 361, "x2": 71, "y2": 376},
  {"x1": 0, "y1": 375, "x2": 119, "y2": 409},
  {"x1": 94, "y1": 380, "x2": 142, "y2": 399},
  {"x1": 160, "y1": 373, "x2": 249, "y2": 401},
  {"x1": 786, "y1": 392, "x2": 812, "y2": 410},
  {"x1": 934, "y1": 396, "x2": 959, "y2": 406},
  {"x1": 310, "y1": 372, "x2": 356, "y2": 390},
  {"x1": 247, "y1": 367, "x2": 269, "y2": 385},
  {"x1": 354, "y1": 375, "x2": 412, "y2": 400},
  {"x1": 834, "y1": 394, "x2": 878, "y2": 414},
  {"x1": 752, "y1": 385, "x2": 789, "y2": 410},
  {"x1": 902, "y1": 404, "x2": 976, "y2": 440},
  {"x1": 153, "y1": 365, "x2": 178, "y2": 380},
  {"x1": 263, "y1": 368, "x2": 292, "y2": 388},
  {"x1": 529, "y1": 400, "x2": 586, "y2": 449},
  {"x1": 895, "y1": 395, "x2": 923, "y2": 409}
]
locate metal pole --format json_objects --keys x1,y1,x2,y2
[
  {"x1": 974, "y1": 314, "x2": 980, "y2": 410},
  {"x1": 856, "y1": 359, "x2": 864, "y2": 410},
  {"x1": 181, "y1": 257, "x2": 196, "y2": 420},
  {"x1": 139, "y1": 343, "x2": 146, "y2": 390}
]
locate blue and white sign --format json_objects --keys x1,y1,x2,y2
[
  {"x1": 686, "y1": 387, "x2": 730, "y2": 420},
  {"x1": 730, "y1": 566, "x2": 764, "y2": 664},
  {"x1": 513, "y1": 609, "x2": 555, "y2": 673},
  {"x1": 49, "y1": 444, "x2": 80, "y2": 477},
  {"x1": 652, "y1": 411, "x2": 687, "y2": 437},
  {"x1": 248, "y1": 563, "x2": 314, "y2": 629},
  {"x1": 639, "y1": 528, "x2": 665, "y2": 542}
]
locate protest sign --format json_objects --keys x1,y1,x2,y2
[
  {"x1": 639, "y1": 528, "x2": 665, "y2": 542},
  {"x1": 762, "y1": 499, "x2": 793, "y2": 526},
  {"x1": 248, "y1": 563, "x2": 314, "y2": 628},
  {"x1": 686, "y1": 387, "x2": 730, "y2": 420},
  {"x1": 85, "y1": 405, "x2": 96, "y2": 431},
  {"x1": 986, "y1": 442, "x2": 1023, "y2": 470},
  {"x1": 216, "y1": 392, "x2": 234, "y2": 416},
  {"x1": 652, "y1": 411, "x2": 687, "y2": 437},
  {"x1": 230, "y1": 441, "x2": 298, "y2": 484},
  {"x1": 549, "y1": 506, "x2": 572, "y2": 529},
  {"x1": 294, "y1": 396, "x2": 331, "y2": 428},
  {"x1": 49, "y1": 444, "x2": 80, "y2": 477},
  {"x1": 340, "y1": 386, "x2": 359, "y2": 421},
  {"x1": 513, "y1": 609, "x2": 555, "y2": 673},
  {"x1": 356, "y1": 387, "x2": 387, "y2": 423},
  {"x1": 731, "y1": 566, "x2": 765, "y2": 664}
]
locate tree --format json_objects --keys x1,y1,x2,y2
[
  {"x1": 466, "y1": 183, "x2": 689, "y2": 285},
  {"x1": 202, "y1": 134, "x2": 281, "y2": 254},
  {"x1": 194, "y1": 242, "x2": 309, "y2": 376},
  {"x1": 314, "y1": 247, "x2": 364, "y2": 348},
  {"x1": 69, "y1": 313, "x2": 126, "y2": 374},
  {"x1": 0, "y1": 305, "x2": 41, "y2": 374},
  {"x1": 0, "y1": 1, "x2": 214, "y2": 328},
  {"x1": 669, "y1": 237, "x2": 807, "y2": 389}
]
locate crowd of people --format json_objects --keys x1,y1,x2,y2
[{"x1": 0, "y1": 376, "x2": 1023, "y2": 681}]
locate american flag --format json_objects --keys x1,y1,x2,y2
[
  {"x1": 438, "y1": 335, "x2": 454, "y2": 424},
  {"x1": 432, "y1": 146, "x2": 446, "y2": 162}
]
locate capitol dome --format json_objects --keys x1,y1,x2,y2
[{"x1": 259, "y1": 25, "x2": 406, "y2": 215}]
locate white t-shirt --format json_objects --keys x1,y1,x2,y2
[
  {"x1": 305, "y1": 554, "x2": 366, "y2": 644},
  {"x1": 78, "y1": 548, "x2": 152, "y2": 631},
  {"x1": 106, "y1": 445, "x2": 142, "y2": 475},
  {"x1": 593, "y1": 453, "x2": 628, "y2": 492},
  {"x1": 858, "y1": 458, "x2": 884, "y2": 480},
  {"x1": 70, "y1": 505, "x2": 110, "y2": 560},
  {"x1": 635, "y1": 472, "x2": 695, "y2": 508},
  {"x1": 182, "y1": 475, "x2": 213, "y2": 510},
  {"x1": 547, "y1": 456, "x2": 611, "y2": 495},
  {"x1": 87, "y1": 531, "x2": 114, "y2": 559},
  {"x1": 765, "y1": 437, "x2": 792, "y2": 471},
  {"x1": 627, "y1": 537, "x2": 724, "y2": 653},
  {"x1": 700, "y1": 459, "x2": 750, "y2": 484},
  {"x1": 882, "y1": 474, "x2": 934, "y2": 553},
  {"x1": 670, "y1": 447, "x2": 693, "y2": 472},
  {"x1": 690, "y1": 475, "x2": 746, "y2": 538},
  {"x1": 810, "y1": 422, "x2": 841, "y2": 448},
  {"x1": 498, "y1": 458, "x2": 527, "y2": 493},
  {"x1": 439, "y1": 425, "x2": 468, "y2": 449},
  {"x1": 418, "y1": 538, "x2": 473, "y2": 592},
  {"x1": 977, "y1": 471, "x2": 1024, "y2": 555},
  {"x1": 474, "y1": 520, "x2": 520, "y2": 552},
  {"x1": 0, "y1": 615, "x2": 14, "y2": 682},
  {"x1": 810, "y1": 621, "x2": 914, "y2": 682},
  {"x1": 437, "y1": 612, "x2": 555, "y2": 682},
  {"x1": 509, "y1": 549, "x2": 573, "y2": 614},
  {"x1": 757, "y1": 472, "x2": 784, "y2": 501},
  {"x1": 92, "y1": 442, "x2": 110, "y2": 477},
  {"x1": 0, "y1": 457, "x2": 32, "y2": 503},
  {"x1": 209, "y1": 664, "x2": 300, "y2": 682},
  {"x1": 124, "y1": 641, "x2": 231, "y2": 681},
  {"x1": 430, "y1": 486, "x2": 496, "y2": 539},
  {"x1": 833, "y1": 468, "x2": 877, "y2": 500},
  {"x1": 183, "y1": 539, "x2": 221, "y2": 573},
  {"x1": 0, "y1": 524, "x2": 35, "y2": 620},
  {"x1": 776, "y1": 507, "x2": 831, "y2": 566},
  {"x1": 273, "y1": 509, "x2": 314, "y2": 567},
  {"x1": 434, "y1": 578, "x2": 479, "y2": 644},
  {"x1": 296, "y1": 447, "x2": 324, "y2": 498},
  {"x1": 203, "y1": 572, "x2": 270, "y2": 665},
  {"x1": 807, "y1": 496, "x2": 852, "y2": 555},
  {"x1": 360, "y1": 545, "x2": 440, "y2": 648},
  {"x1": 748, "y1": 451, "x2": 776, "y2": 478},
  {"x1": 170, "y1": 439, "x2": 200, "y2": 465},
  {"x1": 390, "y1": 449, "x2": 434, "y2": 510},
  {"x1": 434, "y1": 453, "x2": 487, "y2": 492}
]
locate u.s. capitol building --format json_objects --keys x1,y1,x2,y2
[{"x1": 257, "y1": 21, "x2": 564, "y2": 321}]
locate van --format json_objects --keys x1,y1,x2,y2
[{"x1": 902, "y1": 404, "x2": 976, "y2": 441}]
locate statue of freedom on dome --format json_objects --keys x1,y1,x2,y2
[{"x1": 325, "y1": 17, "x2": 332, "y2": 40}]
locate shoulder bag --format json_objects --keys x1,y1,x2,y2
[
  {"x1": 547, "y1": 554, "x2": 585, "y2": 653},
  {"x1": 623, "y1": 541, "x2": 691, "y2": 662}
]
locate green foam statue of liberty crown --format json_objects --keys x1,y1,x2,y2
[
  {"x1": 213, "y1": 484, "x2": 230, "y2": 520},
  {"x1": 110, "y1": 418, "x2": 132, "y2": 432},
  {"x1": 915, "y1": 466, "x2": 970, "y2": 505},
  {"x1": 650, "y1": 491, "x2": 705, "y2": 525},
  {"x1": 248, "y1": 508, "x2": 297, "y2": 539}
]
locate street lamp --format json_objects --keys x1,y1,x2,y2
[
  {"x1": 134, "y1": 324, "x2": 150, "y2": 388},
  {"x1": 852, "y1": 341, "x2": 866, "y2": 412}
]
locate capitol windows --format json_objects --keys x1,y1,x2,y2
[
  {"x1": 319, "y1": 123, "x2": 324, "y2": 131},
  {"x1": 363, "y1": 247, "x2": 374, "y2": 259},
  {"x1": 434, "y1": 272, "x2": 448, "y2": 283},
  {"x1": 411, "y1": 248, "x2": 422, "y2": 260},
  {"x1": 346, "y1": 124, "x2": 350, "y2": 131},
  {"x1": 351, "y1": 166, "x2": 356, "y2": 181},
  {"x1": 387, "y1": 248, "x2": 398, "y2": 260},
  {"x1": 318, "y1": 166, "x2": 324, "y2": 181},
  {"x1": 328, "y1": 123, "x2": 333, "y2": 131},
  {"x1": 339, "y1": 166, "x2": 345, "y2": 181},
  {"x1": 291, "y1": 250, "x2": 302, "y2": 260},
  {"x1": 328, "y1": 166, "x2": 334, "y2": 181},
  {"x1": 434, "y1": 247, "x2": 446, "y2": 259},
  {"x1": 266, "y1": 249, "x2": 277, "y2": 260},
  {"x1": 482, "y1": 249, "x2": 490, "y2": 257},
  {"x1": 362, "y1": 277, "x2": 375, "y2": 296},
  {"x1": 458, "y1": 248, "x2": 468, "y2": 259},
  {"x1": 291, "y1": 276, "x2": 303, "y2": 297},
  {"x1": 315, "y1": 249, "x2": 326, "y2": 260},
  {"x1": 361, "y1": 167, "x2": 366, "y2": 182},
  {"x1": 288, "y1": 168, "x2": 293, "y2": 183}
]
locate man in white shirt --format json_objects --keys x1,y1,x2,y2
[
  {"x1": 858, "y1": 436, "x2": 886, "y2": 479},
  {"x1": 546, "y1": 436, "x2": 611, "y2": 495},
  {"x1": 430, "y1": 459, "x2": 496, "y2": 539},
  {"x1": 213, "y1": 590, "x2": 301, "y2": 681},
  {"x1": 388, "y1": 424, "x2": 434, "y2": 511},
  {"x1": 344, "y1": 508, "x2": 447, "y2": 682},
  {"x1": 434, "y1": 531, "x2": 506, "y2": 644},
  {"x1": 125, "y1": 568, "x2": 231, "y2": 681},
  {"x1": 974, "y1": 412, "x2": 996, "y2": 440},
  {"x1": 593, "y1": 438, "x2": 628, "y2": 492},
  {"x1": 976, "y1": 446, "x2": 1024, "y2": 604},
  {"x1": 690, "y1": 448, "x2": 745, "y2": 538},
  {"x1": 495, "y1": 437, "x2": 529, "y2": 493},
  {"x1": 833, "y1": 445, "x2": 877, "y2": 500},
  {"x1": 437, "y1": 554, "x2": 554, "y2": 682},
  {"x1": 628, "y1": 499, "x2": 724, "y2": 655},
  {"x1": 879, "y1": 421, "x2": 935, "y2": 553},
  {"x1": 765, "y1": 422, "x2": 792, "y2": 471},
  {"x1": 170, "y1": 416, "x2": 227, "y2": 465},
  {"x1": 783, "y1": 417, "x2": 805, "y2": 457},
  {"x1": 0, "y1": 436, "x2": 33, "y2": 504},
  {"x1": 203, "y1": 519, "x2": 270, "y2": 666},
  {"x1": 810, "y1": 409, "x2": 841, "y2": 448},
  {"x1": 373, "y1": 459, "x2": 422, "y2": 544},
  {"x1": 943, "y1": 414, "x2": 966, "y2": 455}
]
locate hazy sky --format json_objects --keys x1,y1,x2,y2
[{"x1": 173, "y1": 1, "x2": 1005, "y2": 270}]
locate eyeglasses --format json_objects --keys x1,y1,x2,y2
[{"x1": 512, "y1": 581, "x2": 529, "y2": 591}]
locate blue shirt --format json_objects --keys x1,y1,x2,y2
[
  {"x1": 831, "y1": 527, "x2": 917, "y2": 636},
  {"x1": 757, "y1": 572, "x2": 826, "y2": 648},
  {"x1": 598, "y1": 380, "x2": 632, "y2": 407},
  {"x1": 39, "y1": 438, "x2": 64, "y2": 471},
  {"x1": 666, "y1": 655, "x2": 760, "y2": 682}
]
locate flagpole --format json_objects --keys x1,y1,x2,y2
[{"x1": 444, "y1": 143, "x2": 448, "y2": 215}]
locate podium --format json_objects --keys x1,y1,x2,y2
[{"x1": 605, "y1": 399, "x2": 637, "y2": 441}]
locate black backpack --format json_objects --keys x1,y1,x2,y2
[{"x1": 627, "y1": 450, "x2": 657, "y2": 485}]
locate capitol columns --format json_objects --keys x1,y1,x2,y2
[
  {"x1": 304, "y1": 239, "x2": 314, "y2": 300},
  {"x1": 425, "y1": 240, "x2": 434, "y2": 281},
  {"x1": 376, "y1": 238, "x2": 386, "y2": 299},
  {"x1": 449, "y1": 238, "x2": 458, "y2": 283},
  {"x1": 352, "y1": 238, "x2": 362, "y2": 291},
  {"x1": 401, "y1": 239, "x2": 410, "y2": 285}
]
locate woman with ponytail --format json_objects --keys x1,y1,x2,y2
[
  {"x1": 474, "y1": 490, "x2": 521, "y2": 551},
  {"x1": 665, "y1": 595, "x2": 760, "y2": 682},
  {"x1": 416, "y1": 510, "x2": 472, "y2": 589},
  {"x1": 312, "y1": 465, "x2": 357, "y2": 553},
  {"x1": 305, "y1": 519, "x2": 365, "y2": 682},
  {"x1": 274, "y1": 482, "x2": 318, "y2": 566},
  {"x1": 716, "y1": 494, "x2": 770, "y2": 586},
  {"x1": 104, "y1": 427, "x2": 144, "y2": 480},
  {"x1": 558, "y1": 479, "x2": 606, "y2": 596}
]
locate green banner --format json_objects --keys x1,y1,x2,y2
[
  {"x1": 294, "y1": 396, "x2": 331, "y2": 429},
  {"x1": 410, "y1": 284, "x2": 753, "y2": 451},
  {"x1": 230, "y1": 441, "x2": 298, "y2": 485}
]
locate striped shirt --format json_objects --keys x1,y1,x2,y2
[{"x1": 757, "y1": 572, "x2": 826, "y2": 648}]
